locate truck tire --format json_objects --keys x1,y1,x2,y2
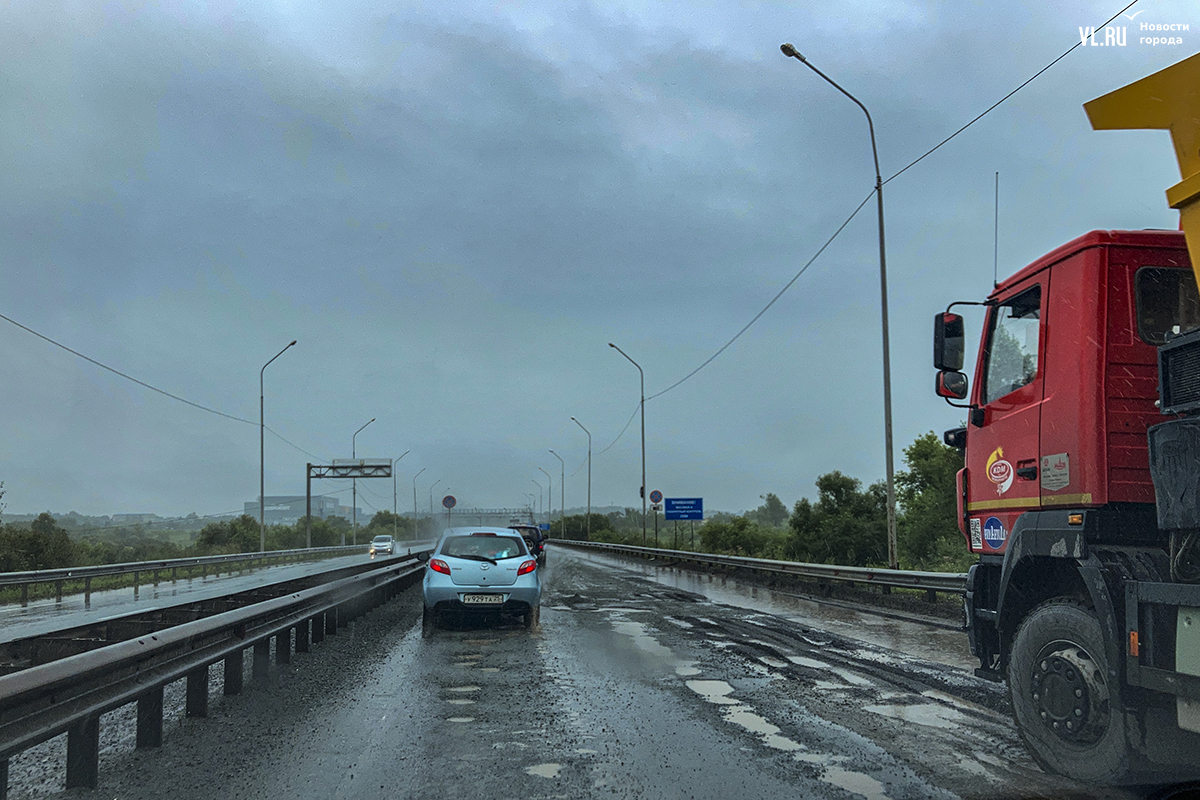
[
  {"x1": 421, "y1": 606, "x2": 437, "y2": 639},
  {"x1": 1008, "y1": 600, "x2": 1135, "y2": 783}
]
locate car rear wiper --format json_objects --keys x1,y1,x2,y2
[{"x1": 452, "y1": 554, "x2": 498, "y2": 565}]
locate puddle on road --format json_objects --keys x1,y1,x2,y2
[
  {"x1": 477, "y1": 667, "x2": 500, "y2": 673},
  {"x1": 447, "y1": 717, "x2": 475, "y2": 723},
  {"x1": 785, "y1": 655, "x2": 873, "y2": 687},
  {"x1": 864, "y1": 702, "x2": 967, "y2": 730},
  {"x1": 568, "y1": 550, "x2": 973, "y2": 670},
  {"x1": 446, "y1": 685, "x2": 480, "y2": 693},
  {"x1": 686, "y1": 680, "x2": 740, "y2": 705},
  {"x1": 688, "y1": 677, "x2": 893, "y2": 799},
  {"x1": 446, "y1": 699, "x2": 475, "y2": 705},
  {"x1": 675, "y1": 661, "x2": 701, "y2": 676},
  {"x1": 525, "y1": 763, "x2": 563, "y2": 778}
]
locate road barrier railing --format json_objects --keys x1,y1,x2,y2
[
  {"x1": 0, "y1": 543, "x2": 427, "y2": 606},
  {"x1": 551, "y1": 540, "x2": 968, "y2": 596},
  {"x1": 0, "y1": 554, "x2": 427, "y2": 794}
]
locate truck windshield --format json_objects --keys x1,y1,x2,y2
[
  {"x1": 1135, "y1": 266, "x2": 1200, "y2": 344},
  {"x1": 982, "y1": 286, "x2": 1041, "y2": 405}
]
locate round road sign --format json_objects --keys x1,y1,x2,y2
[
  {"x1": 649, "y1": 490, "x2": 663, "y2": 504},
  {"x1": 442, "y1": 495, "x2": 457, "y2": 509}
]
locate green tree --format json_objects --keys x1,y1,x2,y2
[
  {"x1": 0, "y1": 512, "x2": 74, "y2": 571},
  {"x1": 367, "y1": 510, "x2": 414, "y2": 538},
  {"x1": 750, "y1": 493, "x2": 789, "y2": 528},
  {"x1": 196, "y1": 514, "x2": 260, "y2": 553},
  {"x1": 700, "y1": 516, "x2": 772, "y2": 556},
  {"x1": 787, "y1": 472, "x2": 887, "y2": 566},
  {"x1": 896, "y1": 431, "x2": 970, "y2": 570}
]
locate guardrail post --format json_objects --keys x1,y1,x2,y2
[
  {"x1": 224, "y1": 648, "x2": 244, "y2": 695},
  {"x1": 312, "y1": 612, "x2": 325, "y2": 644},
  {"x1": 253, "y1": 640, "x2": 270, "y2": 679},
  {"x1": 171, "y1": 567, "x2": 177, "y2": 584},
  {"x1": 926, "y1": 589, "x2": 937, "y2": 603},
  {"x1": 275, "y1": 629, "x2": 291, "y2": 665},
  {"x1": 136, "y1": 686, "x2": 164, "y2": 748},
  {"x1": 1, "y1": 758, "x2": 8, "y2": 800},
  {"x1": 295, "y1": 619, "x2": 310, "y2": 653},
  {"x1": 55, "y1": 580, "x2": 63, "y2": 603},
  {"x1": 326, "y1": 607, "x2": 339, "y2": 635},
  {"x1": 152, "y1": 570, "x2": 160, "y2": 587},
  {"x1": 20, "y1": 585, "x2": 28, "y2": 607},
  {"x1": 65, "y1": 714, "x2": 100, "y2": 789},
  {"x1": 186, "y1": 665, "x2": 208, "y2": 717},
  {"x1": 133, "y1": 571, "x2": 139, "y2": 598},
  {"x1": 84, "y1": 577, "x2": 92, "y2": 605}
]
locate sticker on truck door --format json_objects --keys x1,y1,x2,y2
[
  {"x1": 986, "y1": 447, "x2": 1014, "y2": 495},
  {"x1": 983, "y1": 517, "x2": 1007, "y2": 550},
  {"x1": 1041, "y1": 453, "x2": 1070, "y2": 491}
]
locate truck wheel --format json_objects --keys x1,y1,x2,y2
[
  {"x1": 421, "y1": 606, "x2": 437, "y2": 639},
  {"x1": 1008, "y1": 600, "x2": 1134, "y2": 783}
]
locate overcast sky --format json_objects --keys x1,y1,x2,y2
[{"x1": 1, "y1": 0, "x2": 1195, "y2": 520}]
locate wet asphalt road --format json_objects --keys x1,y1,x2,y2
[{"x1": 19, "y1": 545, "x2": 1145, "y2": 800}]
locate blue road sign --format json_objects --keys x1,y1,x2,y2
[
  {"x1": 664, "y1": 497, "x2": 703, "y2": 521},
  {"x1": 539, "y1": 523, "x2": 550, "y2": 531},
  {"x1": 442, "y1": 495, "x2": 457, "y2": 509}
]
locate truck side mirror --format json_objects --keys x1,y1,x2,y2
[
  {"x1": 934, "y1": 312, "x2": 965, "y2": 371},
  {"x1": 936, "y1": 370, "x2": 969, "y2": 400}
]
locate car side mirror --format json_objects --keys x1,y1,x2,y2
[
  {"x1": 934, "y1": 312, "x2": 965, "y2": 371},
  {"x1": 416, "y1": 551, "x2": 430, "y2": 563},
  {"x1": 936, "y1": 370, "x2": 968, "y2": 400}
]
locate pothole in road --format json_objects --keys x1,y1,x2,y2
[
  {"x1": 524, "y1": 763, "x2": 563, "y2": 779},
  {"x1": 863, "y1": 702, "x2": 967, "y2": 730}
]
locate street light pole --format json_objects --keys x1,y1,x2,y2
[
  {"x1": 430, "y1": 479, "x2": 441, "y2": 515},
  {"x1": 412, "y1": 467, "x2": 426, "y2": 534},
  {"x1": 548, "y1": 450, "x2": 564, "y2": 539},
  {"x1": 392, "y1": 450, "x2": 409, "y2": 539},
  {"x1": 351, "y1": 418, "x2": 375, "y2": 547},
  {"x1": 259, "y1": 340, "x2": 296, "y2": 553},
  {"x1": 538, "y1": 467, "x2": 552, "y2": 529},
  {"x1": 532, "y1": 479, "x2": 543, "y2": 525},
  {"x1": 571, "y1": 417, "x2": 591, "y2": 540},
  {"x1": 780, "y1": 43, "x2": 898, "y2": 569},
  {"x1": 609, "y1": 343, "x2": 647, "y2": 546}
]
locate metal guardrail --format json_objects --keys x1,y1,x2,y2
[
  {"x1": 552, "y1": 540, "x2": 968, "y2": 595},
  {"x1": 0, "y1": 554, "x2": 427, "y2": 793},
  {"x1": 0, "y1": 542, "x2": 432, "y2": 606}
]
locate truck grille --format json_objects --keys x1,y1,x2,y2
[{"x1": 1160, "y1": 328, "x2": 1200, "y2": 415}]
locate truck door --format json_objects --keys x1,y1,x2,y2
[{"x1": 966, "y1": 281, "x2": 1046, "y2": 554}]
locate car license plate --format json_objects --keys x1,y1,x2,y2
[{"x1": 462, "y1": 594, "x2": 504, "y2": 605}]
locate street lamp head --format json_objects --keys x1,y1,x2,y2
[
  {"x1": 288, "y1": 340, "x2": 297, "y2": 347},
  {"x1": 780, "y1": 43, "x2": 805, "y2": 61},
  {"x1": 607, "y1": 342, "x2": 615, "y2": 348}
]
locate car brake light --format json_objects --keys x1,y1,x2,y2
[
  {"x1": 429, "y1": 559, "x2": 451, "y2": 575},
  {"x1": 517, "y1": 560, "x2": 536, "y2": 575}
]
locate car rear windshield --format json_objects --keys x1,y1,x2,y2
[{"x1": 441, "y1": 535, "x2": 526, "y2": 559}]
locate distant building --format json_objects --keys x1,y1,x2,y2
[{"x1": 243, "y1": 496, "x2": 360, "y2": 525}]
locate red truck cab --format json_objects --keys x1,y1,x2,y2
[{"x1": 954, "y1": 230, "x2": 1194, "y2": 555}]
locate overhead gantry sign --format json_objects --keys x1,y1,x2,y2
[{"x1": 305, "y1": 460, "x2": 392, "y2": 547}]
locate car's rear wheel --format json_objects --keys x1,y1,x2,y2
[
  {"x1": 523, "y1": 605, "x2": 540, "y2": 631},
  {"x1": 421, "y1": 606, "x2": 437, "y2": 638}
]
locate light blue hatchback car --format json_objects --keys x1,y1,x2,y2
[{"x1": 420, "y1": 527, "x2": 541, "y2": 637}]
